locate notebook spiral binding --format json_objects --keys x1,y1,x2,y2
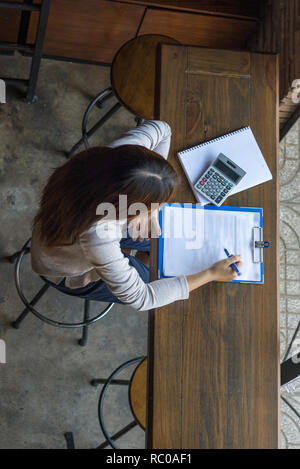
[{"x1": 179, "y1": 126, "x2": 250, "y2": 155}]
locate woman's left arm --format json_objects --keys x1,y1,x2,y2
[
  {"x1": 79, "y1": 223, "x2": 188, "y2": 311},
  {"x1": 108, "y1": 120, "x2": 172, "y2": 160}
]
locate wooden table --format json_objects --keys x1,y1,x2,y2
[{"x1": 146, "y1": 44, "x2": 280, "y2": 449}]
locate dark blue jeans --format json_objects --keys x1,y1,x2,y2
[{"x1": 42, "y1": 236, "x2": 150, "y2": 304}]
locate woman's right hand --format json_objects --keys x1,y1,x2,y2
[
  {"x1": 208, "y1": 255, "x2": 243, "y2": 281},
  {"x1": 186, "y1": 254, "x2": 243, "y2": 292}
]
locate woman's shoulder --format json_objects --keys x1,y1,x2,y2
[{"x1": 79, "y1": 219, "x2": 125, "y2": 245}]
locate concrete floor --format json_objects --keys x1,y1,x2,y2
[
  {"x1": 0, "y1": 53, "x2": 147, "y2": 449},
  {"x1": 0, "y1": 52, "x2": 300, "y2": 449}
]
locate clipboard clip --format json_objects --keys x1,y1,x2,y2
[
  {"x1": 253, "y1": 227, "x2": 270, "y2": 263},
  {"x1": 255, "y1": 240, "x2": 270, "y2": 249}
]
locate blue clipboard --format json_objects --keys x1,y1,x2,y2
[{"x1": 158, "y1": 203, "x2": 268, "y2": 284}]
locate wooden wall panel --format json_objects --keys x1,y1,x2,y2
[
  {"x1": 139, "y1": 9, "x2": 257, "y2": 49},
  {"x1": 247, "y1": 0, "x2": 300, "y2": 133},
  {"x1": 0, "y1": 0, "x2": 21, "y2": 44},
  {"x1": 26, "y1": 0, "x2": 145, "y2": 63},
  {"x1": 0, "y1": 0, "x2": 261, "y2": 64},
  {"x1": 110, "y1": 0, "x2": 262, "y2": 20},
  {"x1": 248, "y1": 0, "x2": 300, "y2": 101}
]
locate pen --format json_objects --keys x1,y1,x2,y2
[{"x1": 224, "y1": 248, "x2": 242, "y2": 276}]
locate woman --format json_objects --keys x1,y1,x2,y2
[{"x1": 31, "y1": 120, "x2": 242, "y2": 311}]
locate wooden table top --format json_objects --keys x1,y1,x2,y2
[{"x1": 146, "y1": 44, "x2": 280, "y2": 449}]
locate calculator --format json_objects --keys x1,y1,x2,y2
[{"x1": 194, "y1": 153, "x2": 246, "y2": 206}]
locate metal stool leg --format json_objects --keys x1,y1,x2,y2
[
  {"x1": 96, "y1": 421, "x2": 138, "y2": 449},
  {"x1": 26, "y1": 0, "x2": 52, "y2": 103},
  {"x1": 96, "y1": 90, "x2": 115, "y2": 109},
  {"x1": 67, "y1": 88, "x2": 120, "y2": 157},
  {"x1": 7, "y1": 251, "x2": 22, "y2": 264},
  {"x1": 68, "y1": 102, "x2": 121, "y2": 157},
  {"x1": 79, "y1": 299, "x2": 90, "y2": 346},
  {"x1": 12, "y1": 283, "x2": 50, "y2": 329},
  {"x1": 91, "y1": 378, "x2": 130, "y2": 386},
  {"x1": 7, "y1": 247, "x2": 30, "y2": 264},
  {"x1": 64, "y1": 432, "x2": 75, "y2": 449}
]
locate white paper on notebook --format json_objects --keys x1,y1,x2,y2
[
  {"x1": 162, "y1": 205, "x2": 262, "y2": 283},
  {"x1": 178, "y1": 126, "x2": 272, "y2": 205}
]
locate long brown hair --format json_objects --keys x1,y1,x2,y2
[{"x1": 33, "y1": 145, "x2": 178, "y2": 247}]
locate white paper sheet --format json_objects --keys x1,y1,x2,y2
[
  {"x1": 178, "y1": 127, "x2": 272, "y2": 205},
  {"x1": 162, "y1": 206, "x2": 262, "y2": 282}
]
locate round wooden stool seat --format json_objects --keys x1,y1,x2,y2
[
  {"x1": 129, "y1": 357, "x2": 147, "y2": 430},
  {"x1": 111, "y1": 34, "x2": 180, "y2": 120}
]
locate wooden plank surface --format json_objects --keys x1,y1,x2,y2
[
  {"x1": 247, "y1": 0, "x2": 300, "y2": 139},
  {"x1": 0, "y1": 1, "x2": 21, "y2": 44},
  {"x1": 247, "y1": 0, "x2": 300, "y2": 101},
  {"x1": 0, "y1": 0, "x2": 259, "y2": 64},
  {"x1": 147, "y1": 44, "x2": 279, "y2": 449},
  {"x1": 139, "y1": 9, "x2": 257, "y2": 49},
  {"x1": 27, "y1": 0, "x2": 145, "y2": 63},
  {"x1": 110, "y1": 0, "x2": 262, "y2": 19}
]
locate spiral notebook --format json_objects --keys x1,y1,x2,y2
[{"x1": 178, "y1": 127, "x2": 272, "y2": 205}]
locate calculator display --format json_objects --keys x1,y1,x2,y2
[{"x1": 214, "y1": 159, "x2": 240, "y2": 182}]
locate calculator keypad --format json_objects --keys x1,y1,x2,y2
[{"x1": 194, "y1": 167, "x2": 234, "y2": 206}]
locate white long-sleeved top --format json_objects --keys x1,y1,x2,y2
[{"x1": 31, "y1": 120, "x2": 189, "y2": 311}]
